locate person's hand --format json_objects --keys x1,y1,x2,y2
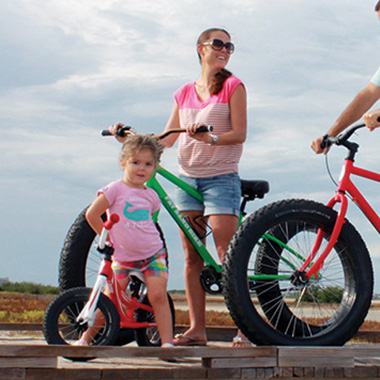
[
  {"x1": 363, "y1": 110, "x2": 380, "y2": 131},
  {"x1": 186, "y1": 123, "x2": 212, "y2": 144},
  {"x1": 109, "y1": 122, "x2": 129, "y2": 143},
  {"x1": 310, "y1": 136, "x2": 326, "y2": 154}
]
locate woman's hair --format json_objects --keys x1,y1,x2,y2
[
  {"x1": 197, "y1": 28, "x2": 233, "y2": 96},
  {"x1": 376, "y1": 0, "x2": 380, "y2": 11},
  {"x1": 120, "y1": 134, "x2": 161, "y2": 164}
]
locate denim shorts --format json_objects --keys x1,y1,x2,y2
[{"x1": 175, "y1": 173, "x2": 241, "y2": 217}]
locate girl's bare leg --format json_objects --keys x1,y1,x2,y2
[{"x1": 145, "y1": 276, "x2": 173, "y2": 345}]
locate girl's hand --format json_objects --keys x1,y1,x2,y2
[
  {"x1": 363, "y1": 109, "x2": 380, "y2": 131},
  {"x1": 109, "y1": 122, "x2": 128, "y2": 143},
  {"x1": 186, "y1": 123, "x2": 212, "y2": 144}
]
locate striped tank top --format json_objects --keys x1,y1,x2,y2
[{"x1": 174, "y1": 76, "x2": 244, "y2": 178}]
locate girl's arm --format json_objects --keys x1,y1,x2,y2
[
  {"x1": 159, "y1": 102, "x2": 181, "y2": 148},
  {"x1": 85, "y1": 194, "x2": 110, "y2": 235}
]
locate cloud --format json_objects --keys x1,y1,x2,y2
[{"x1": 2, "y1": 0, "x2": 380, "y2": 292}]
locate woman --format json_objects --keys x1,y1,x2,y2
[{"x1": 160, "y1": 27, "x2": 248, "y2": 347}]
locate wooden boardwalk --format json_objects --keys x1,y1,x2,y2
[{"x1": 2, "y1": 333, "x2": 380, "y2": 379}]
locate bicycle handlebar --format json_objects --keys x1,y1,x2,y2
[
  {"x1": 100, "y1": 125, "x2": 213, "y2": 140},
  {"x1": 103, "y1": 213, "x2": 120, "y2": 230},
  {"x1": 98, "y1": 214, "x2": 119, "y2": 251},
  {"x1": 321, "y1": 123, "x2": 366, "y2": 149}
]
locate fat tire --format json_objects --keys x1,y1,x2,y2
[
  {"x1": 135, "y1": 293, "x2": 175, "y2": 347},
  {"x1": 223, "y1": 199, "x2": 373, "y2": 346},
  {"x1": 43, "y1": 287, "x2": 120, "y2": 347}
]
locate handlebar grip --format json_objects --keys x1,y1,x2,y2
[
  {"x1": 196, "y1": 125, "x2": 213, "y2": 133},
  {"x1": 101, "y1": 126, "x2": 132, "y2": 137},
  {"x1": 320, "y1": 134, "x2": 333, "y2": 149},
  {"x1": 103, "y1": 214, "x2": 120, "y2": 230}
]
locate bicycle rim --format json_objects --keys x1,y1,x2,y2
[{"x1": 254, "y1": 220, "x2": 353, "y2": 337}]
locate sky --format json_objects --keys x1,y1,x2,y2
[{"x1": 2, "y1": 0, "x2": 380, "y2": 292}]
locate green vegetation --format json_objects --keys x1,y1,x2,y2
[
  {"x1": 0, "y1": 281, "x2": 59, "y2": 295},
  {"x1": 301, "y1": 285, "x2": 343, "y2": 303}
]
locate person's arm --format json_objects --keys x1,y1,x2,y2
[
  {"x1": 187, "y1": 84, "x2": 247, "y2": 145},
  {"x1": 363, "y1": 108, "x2": 380, "y2": 131},
  {"x1": 311, "y1": 82, "x2": 380, "y2": 153},
  {"x1": 85, "y1": 194, "x2": 110, "y2": 235}
]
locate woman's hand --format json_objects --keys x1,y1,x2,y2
[
  {"x1": 186, "y1": 123, "x2": 213, "y2": 144},
  {"x1": 363, "y1": 109, "x2": 380, "y2": 131},
  {"x1": 109, "y1": 122, "x2": 129, "y2": 143}
]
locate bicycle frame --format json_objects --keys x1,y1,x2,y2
[
  {"x1": 77, "y1": 218, "x2": 157, "y2": 330},
  {"x1": 146, "y1": 164, "x2": 230, "y2": 272},
  {"x1": 301, "y1": 128, "x2": 380, "y2": 279}
]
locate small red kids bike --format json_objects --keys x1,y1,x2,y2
[{"x1": 43, "y1": 214, "x2": 175, "y2": 347}]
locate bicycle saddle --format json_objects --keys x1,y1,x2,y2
[{"x1": 241, "y1": 179, "x2": 270, "y2": 200}]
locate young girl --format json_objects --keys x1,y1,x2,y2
[{"x1": 82, "y1": 134, "x2": 173, "y2": 347}]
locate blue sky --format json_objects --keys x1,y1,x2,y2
[{"x1": 2, "y1": 0, "x2": 380, "y2": 291}]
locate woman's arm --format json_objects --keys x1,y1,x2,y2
[{"x1": 85, "y1": 194, "x2": 110, "y2": 235}]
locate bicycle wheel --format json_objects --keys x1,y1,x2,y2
[
  {"x1": 58, "y1": 207, "x2": 135, "y2": 346},
  {"x1": 59, "y1": 207, "x2": 103, "y2": 290},
  {"x1": 43, "y1": 287, "x2": 120, "y2": 346},
  {"x1": 223, "y1": 199, "x2": 373, "y2": 346},
  {"x1": 135, "y1": 293, "x2": 175, "y2": 346}
]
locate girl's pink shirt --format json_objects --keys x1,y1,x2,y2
[
  {"x1": 99, "y1": 179, "x2": 163, "y2": 262},
  {"x1": 174, "y1": 76, "x2": 244, "y2": 178}
]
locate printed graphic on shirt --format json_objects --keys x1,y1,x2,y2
[{"x1": 123, "y1": 202, "x2": 150, "y2": 221}]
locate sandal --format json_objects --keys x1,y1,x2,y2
[
  {"x1": 231, "y1": 336, "x2": 252, "y2": 348},
  {"x1": 173, "y1": 333, "x2": 207, "y2": 346}
]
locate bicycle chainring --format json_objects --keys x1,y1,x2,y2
[{"x1": 200, "y1": 266, "x2": 223, "y2": 295}]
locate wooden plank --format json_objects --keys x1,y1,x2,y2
[
  {"x1": 278, "y1": 346, "x2": 354, "y2": 368},
  {"x1": 202, "y1": 355, "x2": 276, "y2": 368},
  {"x1": 26, "y1": 368, "x2": 102, "y2": 380},
  {"x1": 0, "y1": 357, "x2": 57, "y2": 368},
  {"x1": 345, "y1": 345, "x2": 380, "y2": 358},
  {"x1": 0, "y1": 344, "x2": 276, "y2": 360},
  {"x1": 0, "y1": 368, "x2": 25, "y2": 380}
]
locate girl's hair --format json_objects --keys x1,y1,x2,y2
[
  {"x1": 376, "y1": 0, "x2": 380, "y2": 11},
  {"x1": 197, "y1": 28, "x2": 233, "y2": 96},
  {"x1": 120, "y1": 134, "x2": 161, "y2": 164}
]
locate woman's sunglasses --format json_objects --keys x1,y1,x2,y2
[{"x1": 202, "y1": 39, "x2": 235, "y2": 54}]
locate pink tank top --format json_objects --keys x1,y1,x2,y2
[{"x1": 174, "y1": 76, "x2": 244, "y2": 178}]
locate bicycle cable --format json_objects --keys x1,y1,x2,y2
[
  {"x1": 324, "y1": 146, "x2": 354, "y2": 202},
  {"x1": 325, "y1": 152, "x2": 338, "y2": 188}
]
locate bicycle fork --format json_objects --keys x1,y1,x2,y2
[
  {"x1": 77, "y1": 272, "x2": 107, "y2": 327},
  {"x1": 300, "y1": 192, "x2": 348, "y2": 279},
  {"x1": 76, "y1": 213, "x2": 119, "y2": 327}
]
